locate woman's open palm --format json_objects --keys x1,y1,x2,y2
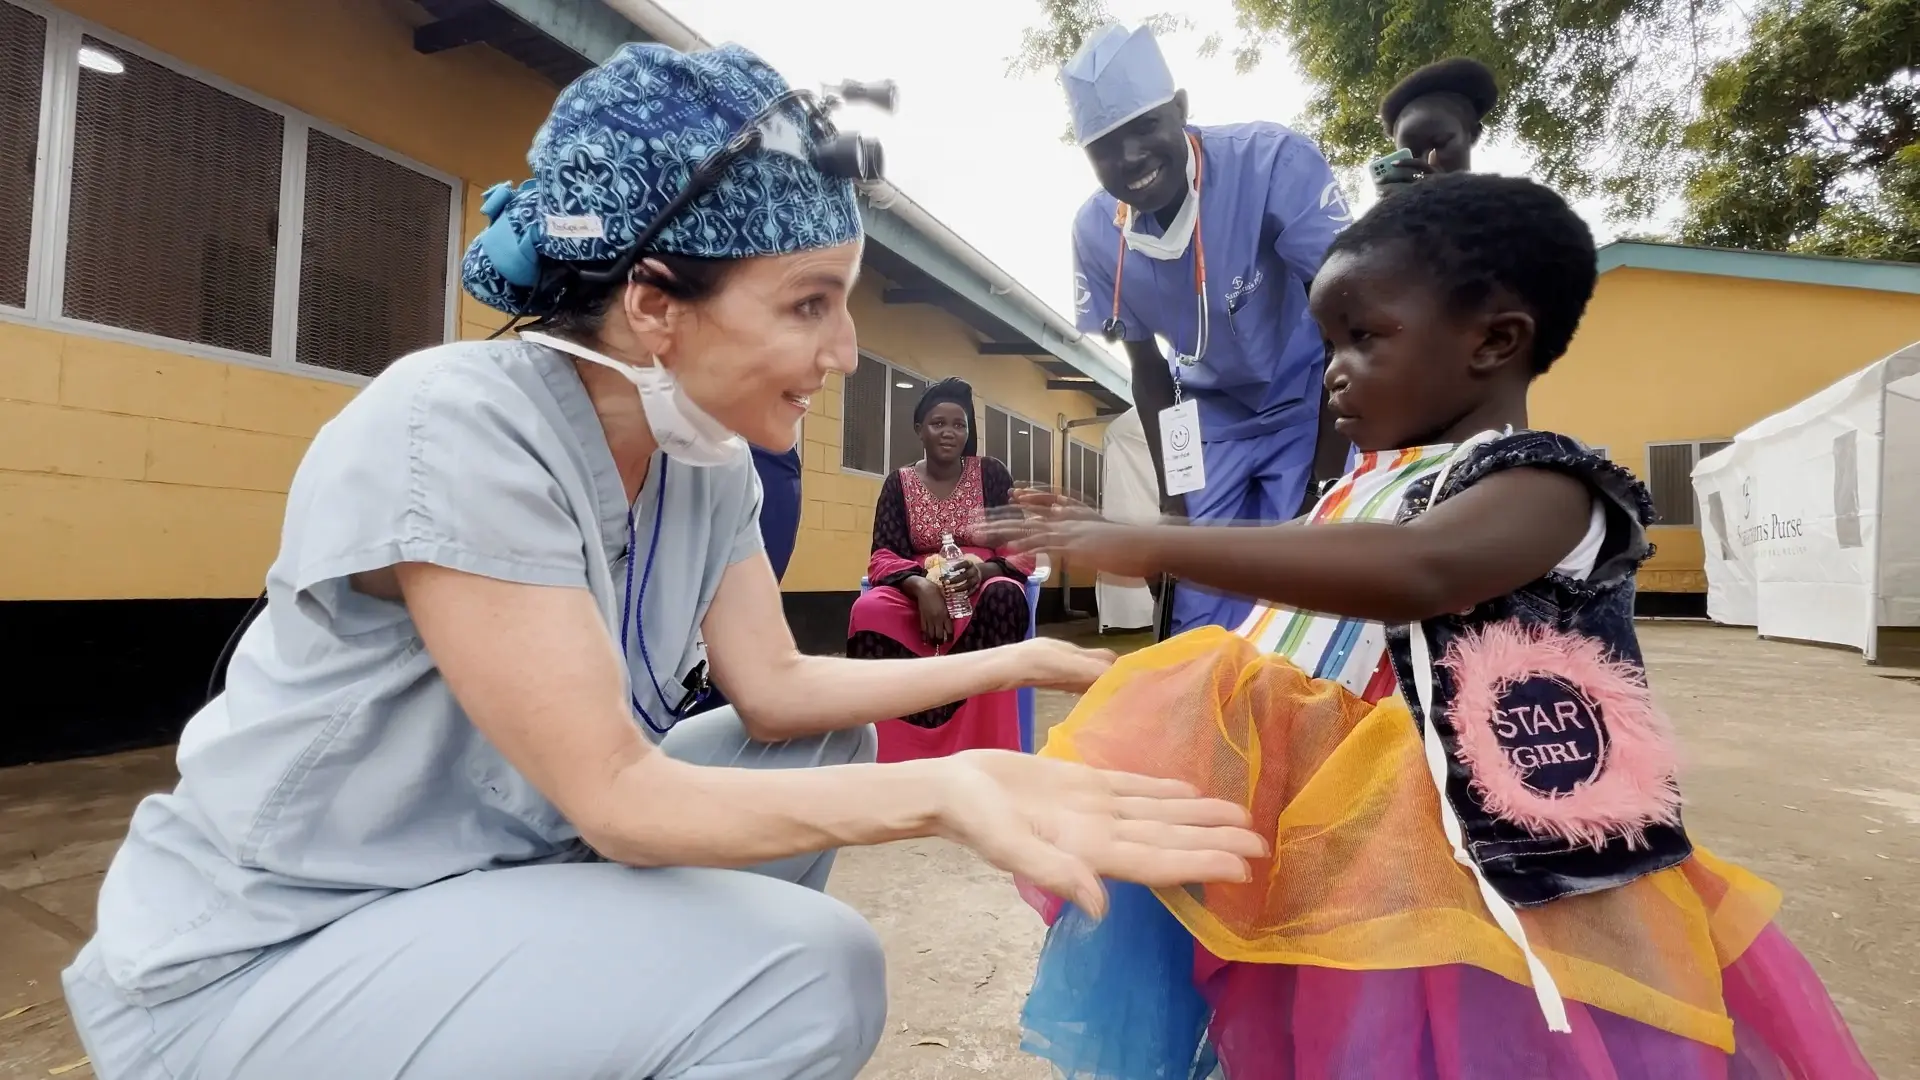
[{"x1": 932, "y1": 750, "x2": 1262, "y2": 919}]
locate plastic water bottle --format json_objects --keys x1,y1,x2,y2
[{"x1": 939, "y1": 533, "x2": 973, "y2": 619}]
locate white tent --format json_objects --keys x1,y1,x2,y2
[
  {"x1": 1692, "y1": 341, "x2": 1920, "y2": 661},
  {"x1": 1095, "y1": 408, "x2": 1157, "y2": 632}
]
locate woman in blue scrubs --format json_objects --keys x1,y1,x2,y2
[{"x1": 60, "y1": 41, "x2": 1261, "y2": 1080}]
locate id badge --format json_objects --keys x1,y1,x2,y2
[{"x1": 1158, "y1": 399, "x2": 1206, "y2": 496}]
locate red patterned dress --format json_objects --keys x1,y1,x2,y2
[{"x1": 846, "y1": 455, "x2": 1037, "y2": 762}]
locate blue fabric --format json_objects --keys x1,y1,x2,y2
[
  {"x1": 687, "y1": 444, "x2": 800, "y2": 720},
  {"x1": 463, "y1": 42, "x2": 861, "y2": 316},
  {"x1": 1159, "y1": 418, "x2": 1328, "y2": 634},
  {"x1": 1021, "y1": 882, "x2": 1214, "y2": 1079},
  {"x1": 1071, "y1": 122, "x2": 1349, "y2": 443},
  {"x1": 1168, "y1": 423, "x2": 1317, "y2": 635},
  {"x1": 1061, "y1": 24, "x2": 1178, "y2": 146},
  {"x1": 751, "y1": 445, "x2": 802, "y2": 582}
]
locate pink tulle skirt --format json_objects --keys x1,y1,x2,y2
[
  {"x1": 1197, "y1": 925, "x2": 1872, "y2": 1078},
  {"x1": 1020, "y1": 881, "x2": 1876, "y2": 1080}
]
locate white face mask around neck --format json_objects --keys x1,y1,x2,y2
[
  {"x1": 1121, "y1": 137, "x2": 1199, "y2": 262},
  {"x1": 519, "y1": 330, "x2": 745, "y2": 467}
]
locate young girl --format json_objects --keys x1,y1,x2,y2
[{"x1": 1006, "y1": 174, "x2": 1872, "y2": 1079}]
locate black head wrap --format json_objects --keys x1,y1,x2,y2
[
  {"x1": 1379, "y1": 58, "x2": 1499, "y2": 140},
  {"x1": 913, "y1": 377, "x2": 979, "y2": 458}
]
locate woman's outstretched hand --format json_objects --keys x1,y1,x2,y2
[
  {"x1": 1003, "y1": 636, "x2": 1116, "y2": 693},
  {"x1": 931, "y1": 750, "x2": 1263, "y2": 920}
]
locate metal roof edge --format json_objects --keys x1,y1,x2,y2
[
  {"x1": 1597, "y1": 241, "x2": 1920, "y2": 296},
  {"x1": 489, "y1": 0, "x2": 643, "y2": 62},
  {"x1": 570, "y1": 1, "x2": 1130, "y2": 402},
  {"x1": 859, "y1": 191, "x2": 1131, "y2": 399}
]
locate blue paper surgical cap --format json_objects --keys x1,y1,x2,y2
[
  {"x1": 463, "y1": 41, "x2": 862, "y2": 316},
  {"x1": 1061, "y1": 24, "x2": 1177, "y2": 147}
]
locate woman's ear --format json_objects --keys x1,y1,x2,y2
[
  {"x1": 616, "y1": 260, "x2": 680, "y2": 358},
  {"x1": 1470, "y1": 309, "x2": 1535, "y2": 377}
]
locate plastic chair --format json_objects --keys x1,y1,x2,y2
[{"x1": 858, "y1": 566, "x2": 1050, "y2": 753}]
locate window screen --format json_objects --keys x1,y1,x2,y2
[
  {"x1": 62, "y1": 36, "x2": 282, "y2": 354},
  {"x1": 0, "y1": 2, "x2": 45, "y2": 309},
  {"x1": 1031, "y1": 425, "x2": 1053, "y2": 488},
  {"x1": 1009, "y1": 415, "x2": 1033, "y2": 483},
  {"x1": 887, "y1": 370, "x2": 927, "y2": 472},
  {"x1": 840, "y1": 353, "x2": 887, "y2": 473},
  {"x1": 297, "y1": 130, "x2": 450, "y2": 377},
  {"x1": 985, "y1": 406, "x2": 1011, "y2": 469},
  {"x1": 1646, "y1": 443, "x2": 1699, "y2": 525}
]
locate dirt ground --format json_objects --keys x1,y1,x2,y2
[{"x1": 2, "y1": 622, "x2": 1917, "y2": 1078}]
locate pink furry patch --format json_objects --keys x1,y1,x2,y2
[{"x1": 1440, "y1": 621, "x2": 1681, "y2": 850}]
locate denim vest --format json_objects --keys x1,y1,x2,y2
[{"x1": 1384, "y1": 430, "x2": 1693, "y2": 908}]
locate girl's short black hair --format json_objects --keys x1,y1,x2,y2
[
  {"x1": 1328, "y1": 173, "x2": 1596, "y2": 374},
  {"x1": 1379, "y1": 58, "x2": 1499, "y2": 137}
]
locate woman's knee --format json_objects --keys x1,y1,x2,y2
[
  {"x1": 977, "y1": 579, "x2": 1030, "y2": 621},
  {"x1": 660, "y1": 705, "x2": 874, "y2": 768},
  {"x1": 671, "y1": 877, "x2": 888, "y2": 1074}
]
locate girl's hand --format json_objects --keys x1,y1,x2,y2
[
  {"x1": 930, "y1": 751, "x2": 1264, "y2": 919},
  {"x1": 1002, "y1": 637, "x2": 1116, "y2": 693},
  {"x1": 902, "y1": 575, "x2": 953, "y2": 644},
  {"x1": 989, "y1": 501, "x2": 1161, "y2": 581}
]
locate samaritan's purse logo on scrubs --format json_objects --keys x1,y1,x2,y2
[{"x1": 1439, "y1": 621, "x2": 1682, "y2": 850}]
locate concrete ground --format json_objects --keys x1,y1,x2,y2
[{"x1": 2, "y1": 623, "x2": 1916, "y2": 1078}]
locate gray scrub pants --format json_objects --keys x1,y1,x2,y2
[{"x1": 62, "y1": 711, "x2": 885, "y2": 1080}]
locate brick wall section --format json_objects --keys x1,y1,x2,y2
[{"x1": 0, "y1": 323, "x2": 356, "y2": 600}]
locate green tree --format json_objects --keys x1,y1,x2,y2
[
  {"x1": 1011, "y1": 0, "x2": 1920, "y2": 261},
  {"x1": 1008, "y1": 0, "x2": 1729, "y2": 221},
  {"x1": 1679, "y1": 0, "x2": 1919, "y2": 262}
]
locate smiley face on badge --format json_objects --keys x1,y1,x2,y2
[{"x1": 1169, "y1": 426, "x2": 1192, "y2": 452}]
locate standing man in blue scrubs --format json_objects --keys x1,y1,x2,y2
[{"x1": 1062, "y1": 24, "x2": 1352, "y2": 636}]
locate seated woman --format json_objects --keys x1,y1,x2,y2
[{"x1": 848, "y1": 378, "x2": 1036, "y2": 762}]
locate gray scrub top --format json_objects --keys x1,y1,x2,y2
[{"x1": 88, "y1": 339, "x2": 765, "y2": 1006}]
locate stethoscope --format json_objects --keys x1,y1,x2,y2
[
  {"x1": 619, "y1": 457, "x2": 713, "y2": 734},
  {"x1": 1102, "y1": 131, "x2": 1209, "y2": 401}
]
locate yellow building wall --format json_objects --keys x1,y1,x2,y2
[
  {"x1": 0, "y1": 0, "x2": 1110, "y2": 603},
  {"x1": 0, "y1": 0, "x2": 555, "y2": 602},
  {"x1": 1532, "y1": 267, "x2": 1920, "y2": 594},
  {"x1": 785, "y1": 280, "x2": 1111, "y2": 594}
]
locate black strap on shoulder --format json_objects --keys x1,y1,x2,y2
[{"x1": 206, "y1": 590, "x2": 268, "y2": 704}]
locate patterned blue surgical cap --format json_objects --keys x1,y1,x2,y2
[{"x1": 463, "y1": 41, "x2": 863, "y2": 316}]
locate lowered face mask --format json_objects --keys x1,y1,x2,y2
[{"x1": 519, "y1": 330, "x2": 744, "y2": 467}]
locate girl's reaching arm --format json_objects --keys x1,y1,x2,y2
[{"x1": 1012, "y1": 467, "x2": 1592, "y2": 624}]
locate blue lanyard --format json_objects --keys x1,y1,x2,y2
[{"x1": 620, "y1": 458, "x2": 709, "y2": 734}]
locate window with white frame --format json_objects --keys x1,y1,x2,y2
[
  {"x1": 840, "y1": 352, "x2": 934, "y2": 476},
  {"x1": 1645, "y1": 440, "x2": 1732, "y2": 526},
  {"x1": 983, "y1": 404, "x2": 1053, "y2": 488},
  {"x1": 0, "y1": 2, "x2": 459, "y2": 379},
  {"x1": 1066, "y1": 438, "x2": 1104, "y2": 509}
]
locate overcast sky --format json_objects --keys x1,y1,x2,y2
[{"x1": 670, "y1": 0, "x2": 1684, "y2": 357}]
